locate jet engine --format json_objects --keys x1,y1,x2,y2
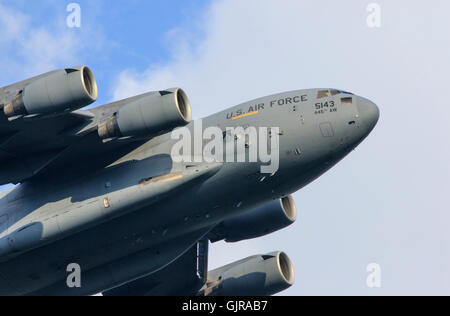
[
  {"x1": 98, "y1": 88, "x2": 192, "y2": 140},
  {"x1": 209, "y1": 195, "x2": 297, "y2": 243},
  {"x1": 3, "y1": 66, "x2": 98, "y2": 118},
  {"x1": 200, "y1": 251, "x2": 295, "y2": 296}
]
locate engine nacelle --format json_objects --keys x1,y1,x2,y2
[
  {"x1": 98, "y1": 88, "x2": 192, "y2": 140},
  {"x1": 209, "y1": 195, "x2": 297, "y2": 243},
  {"x1": 200, "y1": 251, "x2": 295, "y2": 296},
  {"x1": 3, "y1": 66, "x2": 98, "y2": 117}
]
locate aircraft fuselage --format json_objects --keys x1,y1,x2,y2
[{"x1": 0, "y1": 88, "x2": 379, "y2": 295}]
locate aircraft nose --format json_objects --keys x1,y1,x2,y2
[{"x1": 356, "y1": 97, "x2": 380, "y2": 134}]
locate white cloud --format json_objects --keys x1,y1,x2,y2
[
  {"x1": 0, "y1": 3, "x2": 28, "y2": 41},
  {"x1": 112, "y1": 1, "x2": 377, "y2": 115},
  {"x1": 0, "y1": 2, "x2": 102, "y2": 84},
  {"x1": 113, "y1": 0, "x2": 450, "y2": 295}
]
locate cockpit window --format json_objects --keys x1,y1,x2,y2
[
  {"x1": 317, "y1": 90, "x2": 330, "y2": 99},
  {"x1": 341, "y1": 97, "x2": 353, "y2": 104},
  {"x1": 331, "y1": 89, "x2": 354, "y2": 96},
  {"x1": 330, "y1": 89, "x2": 340, "y2": 96}
]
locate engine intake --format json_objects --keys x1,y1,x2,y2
[
  {"x1": 3, "y1": 66, "x2": 98, "y2": 117},
  {"x1": 98, "y1": 88, "x2": 192, "y2": 140},
  {"x1": 209, "y1": 195, "x2": 297, "y2": 243},
  {"x1": 200, "y1": 251, "x2": 295, "y2": 296}
]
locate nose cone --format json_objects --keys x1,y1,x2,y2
[{"x1": 357, "y1": 97, "x2": 380, "y2": 134}]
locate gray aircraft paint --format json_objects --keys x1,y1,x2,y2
[{"x1": 0, "y1": 86, "x2": 378, "y2": 295}]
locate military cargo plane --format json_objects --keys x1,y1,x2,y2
[{"x1": 0, "y1": 66, "x2": 379, "y2": 296}]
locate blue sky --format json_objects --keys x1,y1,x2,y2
[
  {"x1": 0, "y1": 0, "x2": 209, "y2": 105},
  {"x1": 1, "y1": 0, "x2": 450, "y2": 296}
]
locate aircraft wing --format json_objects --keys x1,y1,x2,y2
[
  {"x1": 0, "y1": 67, "x2": 191, "y2": 185},
  {"x1": 0, "y1": 101, "x2": 146, "y2": 186}
]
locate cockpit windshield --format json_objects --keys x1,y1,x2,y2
[
  {"x1": 318, "y1": 89, "x2": 354, "y2": 99},
  {"x1": 317, "y1": 90, "x2": 331, "y2": 99},
  {"x1": 331, "y1": 89, "x2": 340, "y2": 96},
  {"x1": 333, "y1": 89, "x2": 354, "y2": 95}
]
